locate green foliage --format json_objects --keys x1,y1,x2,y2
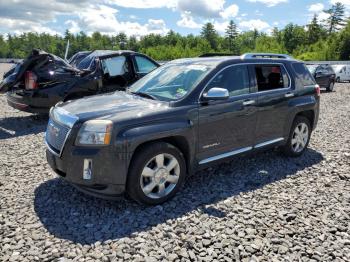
[
  {"x1": 307, "y1": 15, "x2": 327, "y2": 44},
  {"x1": 225, "y1": 20, "x2": 239, "y2": 54},
  {"x1": 0, "y1": 15, "x2": 350, "y2": 61},
  {"x1": 324, "y1": 2, "x2": 346, "y2": 34},
  {"x1": 201, "y1": 23, "x2": 219, "y2": 50}
]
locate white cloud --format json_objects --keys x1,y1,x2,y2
[
  {"x1": 177, "y1": 12, "x2": 202, "y2": 29},
  {"x1": 65, "y1": 20, "x2": 81, "y2": 34},
  {"x1": 308, "y1": 3, "x2": 324, "y2": 12},
  {"x1": 220, "y1": 4, "x2": 239, "y2": 19},
  {"x1": 0, "y1": 1, "x2": 169, "y2": 36},
  {"x1": 78, "y1": 5, "x2": 169, "y2": 36},
  {"x1": 306, "y1": 3, "x2": 329, "y2": 24},
  {"x1": 76, "y1": 5, "x2": 169, "y2": 36},
  {"x1": 177, "y1": 0, "x2": 226, "y2": 18},
  {"x1": 247, "y1": 0, "x2": 288, "y2": 7},
  {"x1": 213, "y1": 21, "x2": 230, "y2": 33},
  {"x1": 239, "y1": 19, "x2": 271, "y2": 31},
  {"x1": 106, "y1": 0, "x2": 177, "y2": 9},
  {"x1": 0, "y1": 18, "x2": 60, "y2": 35}
]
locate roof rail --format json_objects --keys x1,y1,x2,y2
[
  {"x1": 199, "y1": 53, "x2": 237, "y2": 57},
  {"x1": 241, "y1": 53, "x2": 293, "y2": 60}
]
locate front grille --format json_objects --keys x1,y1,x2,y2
[{"x1": 46, "y1": 118, "x2": 71, "y2": 154}]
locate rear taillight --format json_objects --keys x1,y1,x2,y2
[
  {"x1": 25, "y1": 71, "x2": 38, "y2": 90},
  {"x1": 315, "y1": 84, "x2": 320, "y2": 97}
]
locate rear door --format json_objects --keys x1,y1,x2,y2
[
  {"x1": 251, "y1": 63, "x2": 293, "y2": 146},
  {"x1": 197, "y1": 64, "x2": 258, "y2": 163}
]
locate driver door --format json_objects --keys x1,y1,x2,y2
[{"x1": 197, "y1": 64, "x2": 258, "y2": 164}]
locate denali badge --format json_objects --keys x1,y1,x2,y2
[{"x1": 203, "y1": 143, "x2": 220, "y2": 149}]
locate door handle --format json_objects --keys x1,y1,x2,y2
[
  {"x1": 285, "y1": 92, "x2": 295, "y2": 98},
  {"x1": 243, "y1": 100, "x2": 256, "y2": 106}
]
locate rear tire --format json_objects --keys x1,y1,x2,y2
[
  {"x1": 126, "y1": 142, "x2": 186, "y2": 205},
  {"x1": 326, "y1": 81, "x2": 335, "y2": 92},
  {"x1": 282, "y1": 116, "x2": 311, "y2": 157},
  {"x1": 336, "y1": 77, "x2": 340, "y2": 83}
]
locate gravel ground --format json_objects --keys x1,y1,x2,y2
[
  {"x1": 0, "y1": 63, "x2": 15, "y2": 80},
  {"x1": 0, "y1": 84, "x2": 349, "y2": 262}
]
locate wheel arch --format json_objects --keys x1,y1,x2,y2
[
  {"x1": 128, "y1": 136, "x2": 192, "y2": 176},
  {"x1": 295, "y1": 110, "x2": 315, "y2": 129}
]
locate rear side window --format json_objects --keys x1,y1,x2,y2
[
  {"x1": 254, "y1": 65, "x2": 290, "y2": 92},
  {"x1": 327, "y1": 66, "x2": 335, "y2": 74},
  {"x1": 292, "y1": 63, "x2": 316, "y2": 87},
  {"x1": 207, "y1": 65, "x2": 250, "y2": 97},
  {"x1": 134, "y1": 56, "x2": 158, "y2": 74}
]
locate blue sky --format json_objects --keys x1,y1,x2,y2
[{"x1": 0, "y1": 0, "x2": 347, "y2": 36}]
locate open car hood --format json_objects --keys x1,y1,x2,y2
[{"x1": 0, "y1": 49, "x2": 80, "y2": 93}]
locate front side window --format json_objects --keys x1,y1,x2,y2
[
  {"x1": 129, "y1": 62, "x2": 215, "y2": 101},
  {"x1": 134, "y1": 56, "x2": 158, "y2": 74},
  {"x1": 101, "y1": 56, "x2": 128, "y2": 77},
  {"x1": 207, "y1": 65, "x2": 250, "y2": 97},
  {"x1": 254, "y1": 65, "x2": 289, "y2": 92}
]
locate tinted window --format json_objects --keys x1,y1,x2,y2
[
  {"x1": 254, "y1": 65, "x2": 289, "y2": 92},
  {"x1": 101, "y1": 56, "x2": 128, "y2": 77},
  {"x1": 207, "y1": 65, "x2": 250, "y2": 97},
  {"x1": 135, "y1": 56, "x2": 157, "y2": 73},
  {"x1": 292, "y1": 63, "x2": 316, "y2": 87},
  {"x1": 326, "y1": 66, "x2": 335, "y2": 74}
]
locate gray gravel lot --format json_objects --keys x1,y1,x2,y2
[
  {"x1": 0, "y1": 63, "x2": 15, "y2": 80},
  {"x1": 0, "y1": 84, "x2": 350, "y2": 262}
]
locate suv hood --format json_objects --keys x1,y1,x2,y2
[
  {"x1": 0, "y1": 49, "x2": 80, "y2": 93},
  {"x1": 55, "y1": 91, "x2": 169, "y2": 121}
]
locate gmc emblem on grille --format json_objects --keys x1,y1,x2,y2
[{"x1": 49, "y1": 122, "x2": 60, "y2": 138}]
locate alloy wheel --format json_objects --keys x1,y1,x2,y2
[
  {"x1": 140, "y1": 153, "x2": 180, "y2": 199},
  {"x1": 291, "y1": 123, "x2": 309, "y2": 153}
]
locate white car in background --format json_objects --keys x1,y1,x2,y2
[{"x1": 331, "y1": 65, "x2": 350, "y2": 82}]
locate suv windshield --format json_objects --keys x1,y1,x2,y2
[
  {"x1": 128, "y1": 62, "x2": 215, "y2": 101},
  {"x1": 77, "y1": 53, "x2": 96, "y2": 70}
]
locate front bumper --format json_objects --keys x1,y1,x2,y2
[{"x1": 46, "y1": 143, "x2": 129, "y2": 200}]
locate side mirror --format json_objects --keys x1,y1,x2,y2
[{"x1": 202, "y1": 87, "x2": 229, "y2": 101}]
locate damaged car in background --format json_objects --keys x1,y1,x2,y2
[{"x1": 0, "y1": 49, "x2": 159, "y2": 113}]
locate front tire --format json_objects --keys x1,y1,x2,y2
[
  {"x1": 126, "y1": 142, "x2": 186, "y2": 205},
  {"x1": 282, "y1": 116, "x2": 311, "y2": 157}
]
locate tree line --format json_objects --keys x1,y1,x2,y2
[{"x1": 1, "y1": 2, "x2": 350, "y2": 61}]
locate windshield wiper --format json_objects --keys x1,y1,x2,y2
[{"x1": 131, "y1": 91, "x2": 158, "y2": 100}]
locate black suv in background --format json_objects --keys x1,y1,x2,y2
[
  {"x1": 0, "y1": 49, "x2": 159, "y2": 113},
  {"x1": 45, "y1": 53, "x2": 320, "y2": 205},
  {"x1": 306, "y1": 64, "x2": 336, "y2": 92}
]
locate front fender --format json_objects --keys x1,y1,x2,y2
[
  {"x1": 120, "y1": 120, "x2": 194, "y2": 151},
  {"x1": 117, "y1": 120, "x2": 196, "y2": 173}
]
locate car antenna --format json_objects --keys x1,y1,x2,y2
[{"x1": 64, "y1": 39, "x2": 70, "y2": 61}]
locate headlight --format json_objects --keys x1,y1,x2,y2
[{"x1": 76, "y1": 120, "x2": 113, "y2": 146}]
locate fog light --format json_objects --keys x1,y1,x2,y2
[{"x1": 83, "y1": 159, "x2": 92, "y2": 180}]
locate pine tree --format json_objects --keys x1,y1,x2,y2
[
  {"x1": 225, "y1": 20, "x2": 239, "y2": 54},
  {"x1": 201, "y1": 22, "x2": 218, "y2": 50},
  {"x1": 324, "y1": 2, "x2": 346, "y2": 34},
  {"x1": 307, "y1": 15, "x2": 323, "y2": 44}
]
